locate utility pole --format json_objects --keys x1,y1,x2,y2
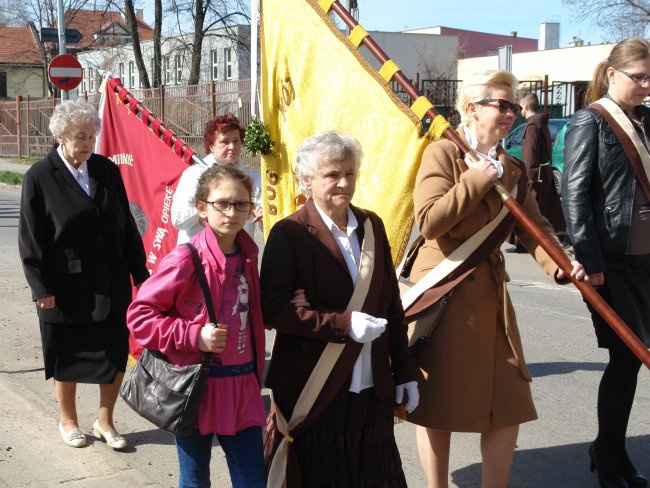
[{"x1": 56, "y1": 0, "x2": 68, "y2": 100}]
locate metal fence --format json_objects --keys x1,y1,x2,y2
[
  {"x1": 0, "y1": 79, "x2": 253, "y2": 160},
  {"x1": 0, "y1": 76, "x2": 589, "y2": 161},
  {"x1": 419, "y1": 78, "x2": 589, "y2": 128}
]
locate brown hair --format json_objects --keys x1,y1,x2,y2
[
  {"x1": 520, "y1": 92, "x2": 539, "y2": 112},
  {"x1": 193, "y1": 164, "x2": 252, "y2": 205},
  {"x1": 586, "y1": 37, "x2": 650, "y2": 104},
  {"x1": 203, "y1": 114, "x2": 246, "y2": 153}
]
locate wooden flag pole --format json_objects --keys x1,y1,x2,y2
[{"x1": 323, "y1": 0, "x2": 650, "y2": 368}]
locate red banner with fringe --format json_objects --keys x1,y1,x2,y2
[{"x1": 97, "y1": 77, "x2": 191, "y2": 358}]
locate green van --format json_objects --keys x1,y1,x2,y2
[{"x1": 504, "y1": 118, "x2": 569, "y2": 194}]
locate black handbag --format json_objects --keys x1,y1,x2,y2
[{"x1": 120, "y1": 243, "x2": 218, "y2": 435}]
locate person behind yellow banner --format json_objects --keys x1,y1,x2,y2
[
  {"x1": 260, "y1": 131, "x2": 421, "y2": 487},
  {"x1": 171, "y1": 114, "x2": 262, "y2": 244},
  {"x1": 562, "y1": 37, "x2": 650, "y2": 488},
  {"x1": 406, "y1": 70, "x2": 587, "y2": 488}
]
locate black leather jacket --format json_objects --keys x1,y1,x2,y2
[{"x1": 561, "y1": 101, "x2": 650, "y2": 274}]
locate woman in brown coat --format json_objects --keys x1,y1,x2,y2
[
  {"x1": 406, "y1": 70, "x2": 587, "y2": 488},
  {"x1": 261, "y1": 131, "x2": 421, "y2": 487}
]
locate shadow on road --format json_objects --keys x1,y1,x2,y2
[
  {"x1": 452, "y1": 435, "x2": 650, "y2": 487},
  {"x1": 528, "y1": 361, "x2": 606, "y2": 378}
]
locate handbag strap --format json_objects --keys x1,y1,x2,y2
[{"x1": 183, "y1": 242, "x2": 216, "y2": 363}]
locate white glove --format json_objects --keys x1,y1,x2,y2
[
  {"x1": 348, "y1": 311, "x2": 386, "y2": 343},
  {"x1": 395, "y1": 381, "x2": 419, "y2": 413}
]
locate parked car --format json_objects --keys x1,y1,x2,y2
[{"x1": 504, "y1": 118, "x2": 569, "y2": 194}]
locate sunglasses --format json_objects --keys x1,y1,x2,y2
[
  {"x1": 474, "y1": 98, "x2": 522, "y2": 117},
  {"x1": 203, "y1": 200, "x2": 253, "y2": 212},
  {"x1": 619, "y1": 69, "x2": 650, "y2": 85}
]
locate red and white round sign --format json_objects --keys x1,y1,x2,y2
[{"x1": 48, "y1": 54, "x2": 83, "y2": 91}]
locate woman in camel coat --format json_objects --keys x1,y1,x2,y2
[{"x1": 406, "y1": 70, "x2": 587, "y2": 488}]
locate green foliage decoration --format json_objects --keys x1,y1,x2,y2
[{"x1": 244, "y1": 116, "x2": 275, "y2": 156}]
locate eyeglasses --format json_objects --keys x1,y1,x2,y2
[
  {"x1": 474, "y1": 98, "x2": 522, "y2": 117},
  {"x1": 203, "y1": 200, "x2": 253, "y2": 212},
  {"x1": 619, "y1": 69, "x2": 650, "y2": 85}
]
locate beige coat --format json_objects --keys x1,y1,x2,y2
[{"x1": 406, "y1": 134, "x2": 567, "y2": 433}]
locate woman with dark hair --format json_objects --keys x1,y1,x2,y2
[
  {"x1": 19, "y1": 98, "x2": 148, "y2": 449},
  {"x1": 562, "y1": 37, "x2": 650, "y2": 488},
  {"x1": 171, "y1": 114, "x2": 262, "y2": 243}
]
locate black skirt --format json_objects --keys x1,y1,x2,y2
[
  {"x1": 267, "y1": 387, "x2": 407, "y2": 488},
  {"x1": 586, "y1": 253, "x2": 650, "y2": 349},
  {"x1": 40, "y1": 317, "x2": 129, "y2": 383}
]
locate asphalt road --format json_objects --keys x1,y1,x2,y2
[{"x1": 0, "y1": 184, "x2": 648, "y2": 487}]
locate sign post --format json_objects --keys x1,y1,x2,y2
[
  {"x1": 48, "y1": 54, "x2": 83, "y2": 91},
  {"x1": 40, "y1": 28, "x2": 83, "y2": 44}
]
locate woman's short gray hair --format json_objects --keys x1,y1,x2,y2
[
  {"x1": 295, "y1": 131, "x2": 363, "y2": 196},
  {"x1": 456, "y1": 70, "x2": 519, "y2": 126},
  {"x1": 49, "y1": 98, "x2": 101, "y2": 138}
]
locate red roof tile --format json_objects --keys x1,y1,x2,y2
[
  {"x1": 56, "y1": 9, "x2": 154, "y2": 50},
  {"x1": 0, "y1": 27, "x2": 42, "y2": 64}
]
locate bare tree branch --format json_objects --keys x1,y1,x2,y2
[{"x1": 562, "y1": 0, "x2": 649, "y2": 41}]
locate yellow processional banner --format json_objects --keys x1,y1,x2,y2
[{"x1": 260, "y1": 0, "x2": 434, "y2": 262}]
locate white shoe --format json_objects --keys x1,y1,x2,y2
[
  {"x1": 92, "y1": 419, "x2": 127, "y2": 450},
  {"x1": 58, "y1": 422, "x2": 86, "y2": 448}
]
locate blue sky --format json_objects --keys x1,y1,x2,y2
[
  {"x1": 352, "y1": 0, "x2": 607, "y2": 47},
  {"x1": 141, "y1": 1, "x2": 608, "y2": 48}
]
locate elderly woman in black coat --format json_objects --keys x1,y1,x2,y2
[{"x1": 19, "y1": 99, "x2": 148, "y2": 449}]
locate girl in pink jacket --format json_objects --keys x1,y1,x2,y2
[{"x1": 127, "y1": 164, "x2": 266, "y2": 488}]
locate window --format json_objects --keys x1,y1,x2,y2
[
  {"x1": 89, "y1": 69, "x2": 94, "y2": 92},
  {"x1": 164, "y1": 57, "x2": 172, "y2": 84},
  {"x1": 119, "y1": 62, "x2": 124, "y2": 81},
  {"x1": 0, "y1": 71, "x2": 6, "y2": 98},
  {"x1": 211, "y1": 49, "x2": 218, "y2": 80},
  {"x1": 224, "y1": 48, "x2": 232, "y2": 80},
  {"x1": 174, "y1": 55, "x2": 182, "y2": 84},
  {"x1": 129, "y1": 61, "x2": 135, "y2": 88}
]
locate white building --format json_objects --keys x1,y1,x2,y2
[
  {"x1": 75, "y1": 24, "x2": 251, "y2": 93},
  {"x1": 357, "y1": 30, "x2": 459, "y2": 80}
]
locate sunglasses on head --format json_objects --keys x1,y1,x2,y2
[{"x1": 474, "y1": 98, "x2": 522, "y2": 117}]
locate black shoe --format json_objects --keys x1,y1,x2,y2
[
  {"x1": 621, "y1": 452, "x2": 647, "y2": 487},
  {"x1": 589, "y1": 443, "x2": 630, "y2": 488},
  {"x1": 623, "y1": 470, "x2": 647, "y2": 488}
]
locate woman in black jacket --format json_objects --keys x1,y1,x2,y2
[
  {"x1": 562, "y1": 38, "x2": 650, "y2": 488},
  {"x1": 19, "y1": 99, "x2": 148, "y2": 450}
]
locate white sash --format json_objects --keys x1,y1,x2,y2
[
  {"x1": 399, "y1": 183, "x2": 517, "y2": 310},
  {"x1": 594, "y1": 97, "x2": 650, "y2": 180}
]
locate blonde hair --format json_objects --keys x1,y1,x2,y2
[
  {"x1": 586, "y1": 37, "x2": 650, "y2": 104},
  {"x1": 456, "y1": 70, "x2": 519, "y2": 126}
]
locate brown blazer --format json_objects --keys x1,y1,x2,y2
[
  {"x1": 407, "y1": 132, "x2": 570, "y2": 432},
  {"x1": 261, "y1": 199, "x2": 420, "y2": 417}
]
